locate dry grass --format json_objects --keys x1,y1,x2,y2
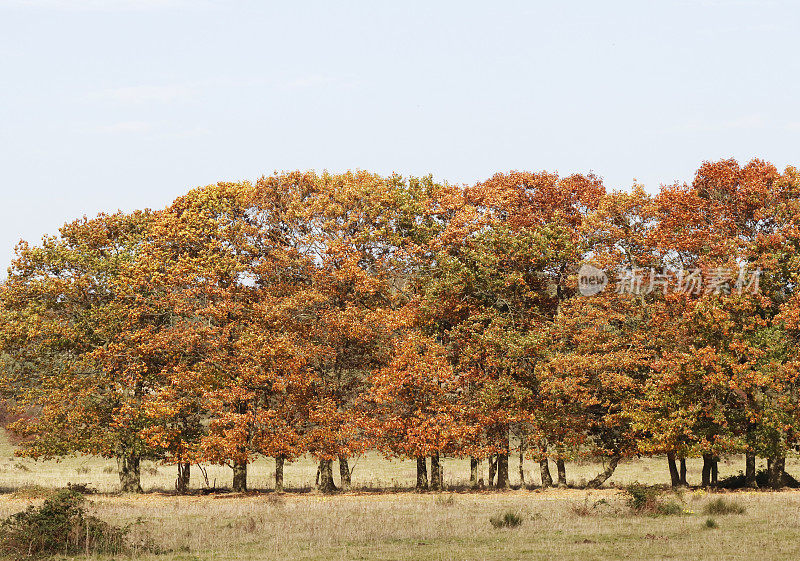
[
  {"x1": 2, "y1": 489, "x2": 800, "y2": 560},
  {"x1": 3, "y1": 431, "x2": 800, "y2": 560}
]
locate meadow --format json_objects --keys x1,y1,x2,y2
[{"x1": 3, "y1": 431, "x2": 800, "y2": 560}]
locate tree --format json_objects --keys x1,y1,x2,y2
[{"x1": 0, "y1": 211, "x2": 157, "y2": 492}]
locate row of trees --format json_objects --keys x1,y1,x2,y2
[{"x1": 2, "y1": 159, "x2": 800, "y2": 494}]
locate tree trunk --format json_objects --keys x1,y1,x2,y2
[
  {"x1": 496, "y1": 453, "x2": 510, "y2": 489},
  {"x1": 176, "y1": 462, "x2": 190, "y2": 494},
  {"x1": 338, "y1": 456, "x2": 351, "y2": 491},
  {"x1": 488, "y1": 454, "x2": 497, "y2": 487},
  {"x1": 587, "y1": 454, "x2": 620, "y2": 488},
  {"x1": 275, "y1": 455, "x2": 285, "y2": 493},
  {"x1": 711, "y1": 455, "x2": 719, "y2": 487},
  {"x1": 118, "y1": 452, "x2": 143, "y2": 493},
  {"x1": 679, "y1": 456, "x2": 687, "y2": 486},
  {"x1": 518, "y1": 451, "x2": 525, "y2": 487},
  {"x1": 232, "y1": 461, "x2": 247, "y2": 492},
  {"x1": 470, "y1": 457, "x2": 479, "y2": 489},
  {"x1": 556, "y1": 458, "x2": 567, "y2": 488},
  {"x1": 701, "y1": 453, "x2": 713, "y2": 488},
  {"x1": 745, "y1": 453, "x2": 757, "y2": 489},
  {"x1": 430, "y1": 452, "x2": 443, "y2": 491},
  {"x1": 539, "y1": 457, "x2": 553, "y2": 488},
  {"x1": 416, "y1": 456, "x2": 429, "y2": 491},
  {"x1": 667, "y1": 451, "x2": 680, "y2": 488},
  {"x1": 768, "y1": 455, "x2": 786, "y2": 489},
  {"x1": 317, "y1": 459, "x2": 337, "y2": 493}
]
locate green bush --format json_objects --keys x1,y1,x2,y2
[
  {"x1": 0, "y1": 490, "x2": 128, "y2": 559},
  {"x1": 622, "y1": 484, "x2": 684, "y2": 516},
  {"x1": 703, "y1": 497, "x2": 746, "y2": 515},
  {"x1": 622, "y1": 483, "x2": 661, "y2": 512},
  {"x1": 656, "y1": 500, "x2": 683, "y2": 516},
  {"x1": 705, "y1": 518, "x2": 719, "y2": 529},
  {"x1": 489, "y1": 511, "x2": 523, "y2": 528}
]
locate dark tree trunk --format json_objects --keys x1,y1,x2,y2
[
  {"x1": 768, "y1": 455, "x2": 786, "y2": 490},
  {"x1": 317, "y1": 459, "x2": 337, "y2": 493},
  {"x1": 416, "y1": 456, "x2": 429, "y2": 491},
  {"x1": 556, "y1": 458, "x2": 567, "y2": 488},
  {"x1": 338, "y1": 456, "x2": 351, "y2": 491},
  {"x1": 667, "y1": 451, "x2": 681, "y2": 488},
  {"x1": 679, "y1": 456, "x2": 687, "y2": 486},
  {"x1": 488, "y1": 454, "x2": 497, "y2": 487},
  {"x1": 518, "y1": 451, "x2": 525, "y2": 487},
  {"x1": 701, "y1": 453, "x2": 713, "y2": 488},
  {"x1": 470, "y1": 456, "x2": 479, "y2": 489},
  {"x1": 745, "y1": 453, "x2": 757, "y2": 488},
  {"x1": 118, "y1": 452, "x2": 143, "y2": 493},
  {"x1": 587, "y1": 454, "x2": 620, "y2": 488},
  {"x1": 430, "y1": 452, "x2": 443, "y2": 491},
  {"x1": 496, "y1": 453, "x2": 510, "y2": 489},
  {"x1": 176, "y1": 462, "x2": 190, "y2": 494},
  {"x1": 232, "y1": 461, "x2": 247, "y2": 492},
  {"x1": 711, "y1": 456, "x2": 719, "y2": 487},
  {"x1": 539, "y1": 457, "x2": 553, "y2": 488},
  {"x1": 275, "y1": 455, "x2": 285, "y2": 493}
]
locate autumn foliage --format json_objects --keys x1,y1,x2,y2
[{"x1": 2, "y1": 160, "x2": 800, "y2": 493}]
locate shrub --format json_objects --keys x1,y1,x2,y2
[
  {"x1": 0, "y1": 490, "x2": 128, "y2": 559},
  {"x1": 489, "y1": 511, "x2": 523, "y2": 528},
  {"x1": 622, "y1": 483, "x2": 661, "y2": 512},
  {"x1": 656, "y1": 500, "x2": 683, "y2": 516},
  {"x1": 705, "y1": 518, "x2": 719, "y2": 529},
  {"x1": 66, "y1": 482, "x2": 98, "y2": 495},
  {"x1": 622, "y1": 484, "x2": 684, "y2": 516},
  {"x1": 703, "y1": 497, "x2": 746, "y2": 515}
]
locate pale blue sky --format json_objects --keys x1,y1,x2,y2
[{"x1": 1, "y1": 0, "x2": 799, "y2": 270}]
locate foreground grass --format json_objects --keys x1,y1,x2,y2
[{"x1": 3, "y1": 489, "x2": 800, "y2": 560}]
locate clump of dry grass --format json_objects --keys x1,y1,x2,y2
[
  {"x1": 570, "y1": 496, "x2": 609, "y2": 516},
  {"x1": 9, "y1": 485, "x2": 52, "y2": 499},
  {"x1": 489, "y1": 510, "x2": 523, "y2": 528},
  {"x1": 703, "y1": 497, "x2": 746, "y2": 515}
]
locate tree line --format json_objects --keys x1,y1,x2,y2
[{"x1": 1, "y1": 159, "x2": 800, "y2": 494}]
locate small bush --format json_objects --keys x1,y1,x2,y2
[
  {"x1": 705, "y1": 518, "x2": 719, "y2": 529},
  {"x1": 0, "y1": 490, "x2": 128, "y2": 559},
  {"x1": 656, "y1": 500, "x2": 684, "y2": 516},
  {"x1": 489, "y1": 511, "x2": 523, "y2": 528},
  {"x1": 622, "y1": 483, "x2": 661, "y2": 512},
  {"x1": 102, "y1": 466, "x2": 116, "y2": 474},
  {"x1": 703, "y1": 497, "x2": 746, "y2": 515},
  {"x1": 75, "y1": 466, "x2": 90, "y2": 474},
  {"x1": 622, "y1": 484, "x2": 684, "y2": 516},
  {"x1": 66, "y1": 482, "x2": 98, "y2": 495}
]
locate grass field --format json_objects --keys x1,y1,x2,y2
[{"x1": 3, "y1": 430, "x2": 800, "y2": 560}]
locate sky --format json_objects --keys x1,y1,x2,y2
[{"x1": 1, "y1": 0, "x2": 799, "y2": 270}]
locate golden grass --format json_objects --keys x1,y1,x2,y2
[
  {"x1": 3, "y1": 489, "x2": 800, "y2": 560},
  {"x1": 3, "y1": 429, "x2": 800, "y2": 560}
]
